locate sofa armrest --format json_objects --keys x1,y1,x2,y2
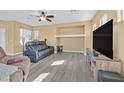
[
  {"x1": 48, "y1": 46, "x2": 54, "y2": 49},
  {"x1": 24, "y1": 50, "x2": 38, "y2": 62},
  {"x1": 48, "y1": 46, "x2": 54, "y2": 52}
]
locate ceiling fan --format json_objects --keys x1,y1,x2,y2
[{"x1": 31, "y1": 11, "x2": 54, "y2": 22}]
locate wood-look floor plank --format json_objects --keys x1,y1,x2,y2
[{"x1": 26, "y1": 52, "x2": 94, "y2": 82}]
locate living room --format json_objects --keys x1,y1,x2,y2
[
  {"x1": 1, "y1": 1, "x2": 124, "y2": 93},
  {"x1": 0, "y1": 10, "x2": 124, "y2": 82}
]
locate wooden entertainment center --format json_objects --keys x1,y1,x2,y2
[{"x1": 86, "y1": 48, "x2": 122, "y2": 81}]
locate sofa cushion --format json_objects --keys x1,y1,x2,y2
[
  {"x1": 26, "y1": 41, "x2": 48, "y2": 51},
  {"x1": 28, "y1": 45, "x2": 37, "y2": 51},
  {"x1": 38, "y1": 45, "x2": 48, "y2": 51},
  {"x1": 38, "y1": 48, "x2": 53, "y2": 57}
]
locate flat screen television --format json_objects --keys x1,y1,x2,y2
[{"x1": 93, "y1": 19, "x2": 113, "y2": 59}]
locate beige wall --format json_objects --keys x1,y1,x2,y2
[
  {"x1": 59, "y1": 38, "x2": 84, "y2": 51},
  {"x1": 33, "y1": 25, "x2": 56, "y2": 47},
  {"x1": 92, "y1": 10, "x2": 117, "y2": 28},
  {"x1": 115, "y1": 21, "x2": 124, "y2": 74},
  {"x1": 0, "y1": 20, "x2": 14, "y2": 53},
  {"x1": 12, "y1": 21, "x2": 32, "y2": 53},
  {"x1": 0, "y1": 20, "x2": 32, "y2": 54},
  {"x1": 56, "y1": 26, "x2": 84, "y2": 35},
  {"x1": 57, "y1": 26, "x2": 84, "y2": 51}
]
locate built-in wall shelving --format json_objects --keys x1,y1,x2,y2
[
  {"x1": 55, "y1": 25, "x2": 86, "y2": 55},
  {"x1": 55, "y1": 34, "x2": 86, "y2": 38}
]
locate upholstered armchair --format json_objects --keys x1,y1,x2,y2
[{"x1": 0, "y1": 47, "x2": 30, "y2": 82}]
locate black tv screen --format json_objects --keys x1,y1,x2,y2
[{"x1": 93, "y1": 19, "x2": 113, "y2": 59}]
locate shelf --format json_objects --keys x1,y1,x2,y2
[
  {"x1": 55, "y1": 34, "x2": 86, "y2": 38},
  {"x1": 63, "y1": 50, "x2": 84, "y2": 53}
]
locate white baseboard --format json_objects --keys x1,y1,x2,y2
[
  {"x1": 54, "y1": 50, "x2": 57, "y2": 54},
  {"x1": 63, "y1": 50, "x2": 84, "y2": 53},
  {"x1": 7, "y1": 52, "x2": 23, "y2": 56}
]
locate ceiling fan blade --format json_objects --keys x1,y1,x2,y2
[
  {"x1": 46, "y1": 18, "x2": 52, "y2": 22},
  {"x1": 46, "y1": 15, "x2": 54, "y2": 18}
]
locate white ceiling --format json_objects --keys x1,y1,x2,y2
[{"x1": 0, "y1": 10, "x2": 97, "y2": 26}]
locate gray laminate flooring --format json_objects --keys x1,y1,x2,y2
[{"x1": 26, "y1": 52, "x2": 94, "y2": 82}]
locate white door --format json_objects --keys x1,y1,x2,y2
[{"x1": 0, "y1": 28, "x2": 6, "y2": 51}]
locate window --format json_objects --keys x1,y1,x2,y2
[
  {"x1": 117, "y1": 10, "x2": 123, "y2": 22},
  {"x1": 34, "y1": 31, "x2": 40, "y2": 40},
  {"x1": 100, "y1": 14, "x2": 108, "y2": 26},
  {"x1": 20, "y1": 28, "x2": 32, "y2": 45},
  {"x1": 117, "y1": 10, "x2": 124, "y2": 22},
  {"x1": 92, "y1": 23, "x2": 97, "y2": 31}
]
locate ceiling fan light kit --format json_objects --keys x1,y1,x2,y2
[
  {"x1": 31, "y1": 11, "x2": 54, "y2": 22},
  {"x1": 40, "y1": 17, "x2": 46, "y2": 20}
]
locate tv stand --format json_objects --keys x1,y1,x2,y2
[{"x1": 86, "y1": 48, "x2": 122, "y2": 81}]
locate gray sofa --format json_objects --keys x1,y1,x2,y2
[{"x1": 24, "y1": 41, "x2": 54, "y2": 63}]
